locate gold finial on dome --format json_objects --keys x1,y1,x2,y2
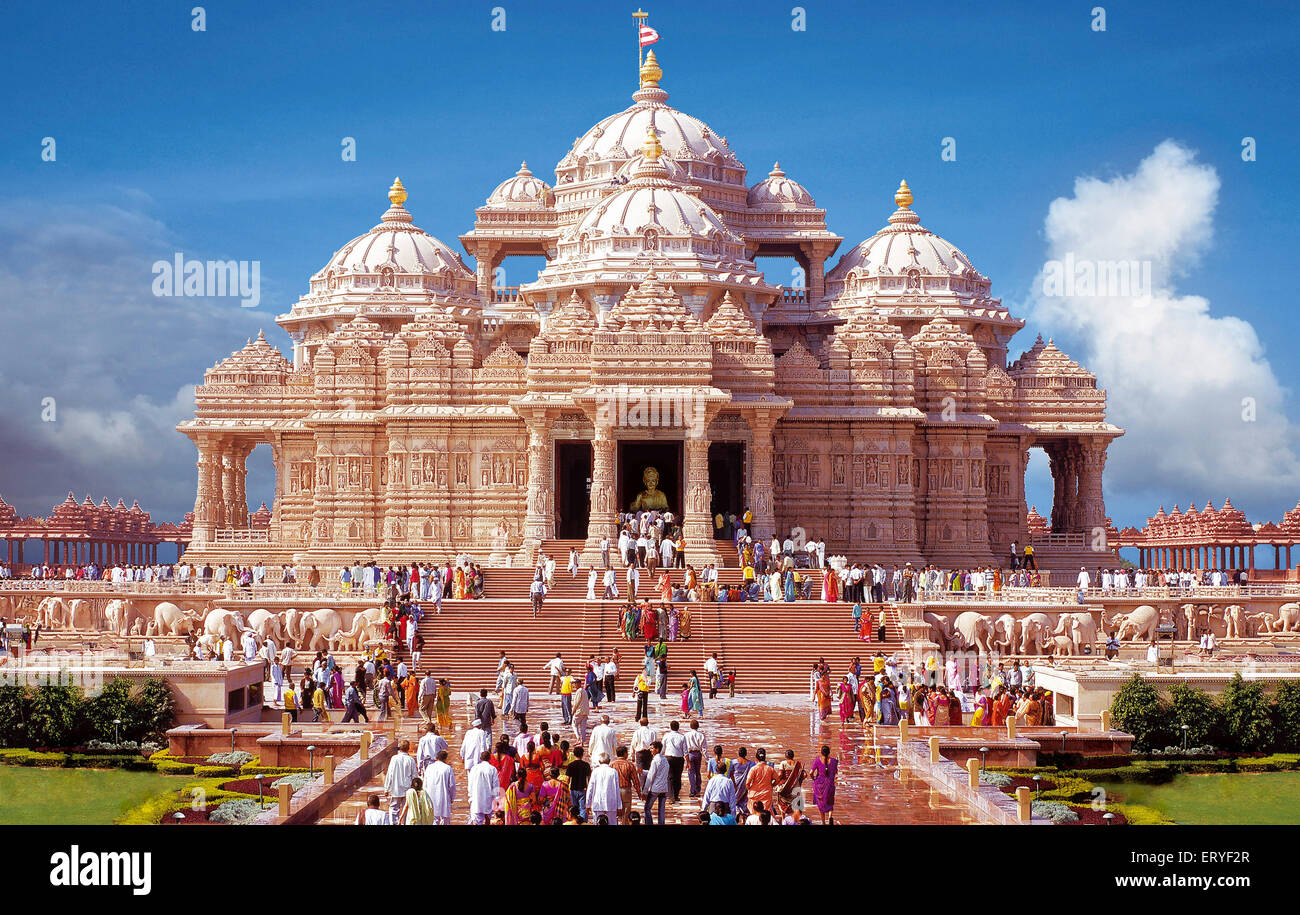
[
  {"x1": 388, "y1": 177, "x2": 407, "y2": 206},
  {"x1": 894, "y1": 179, "x2": 913, "y2": 209},
  {"x1": 640, "y1": 49, "x2": 662, "y2": 88},
  {"x1": 641, "y1": 124, "x2": 663, "y2": 161}
]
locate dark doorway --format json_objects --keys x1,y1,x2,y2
[
  {"x1": 708, "y1": 442, "x2": 745, "y2": 539},
  {"x1": 618, "y1": 440, "x2": 682, "y2": 516},
  {"x1": 555, "y1": 442, "x2": 592, "y2": 539}
]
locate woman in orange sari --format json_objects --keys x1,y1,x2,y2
[
  {"x1": 815, "y1": 671, "x2": 832, "y2": 720},
  {"x1": 453, "y1": 566, "x2": 466, "y2": 600},
  {"x1": 405, "y1": 674, "x2": 419, "y2": 718},
  {"x1": 678, "y1": 606, "x2": 692, "y2": 641}
]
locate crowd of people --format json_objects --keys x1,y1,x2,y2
[{"x1": 808, "y1": 653, "x2": 1056, "y2": 730}]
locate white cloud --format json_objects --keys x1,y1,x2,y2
[{"x1": 1029, "y1": 140, "x2": 1300, "y2": 520}]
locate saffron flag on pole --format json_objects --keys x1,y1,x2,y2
[{"x1": 639, "y1": 25, "x2": 659, "y2": 47}]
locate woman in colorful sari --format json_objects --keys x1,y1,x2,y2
[
  {"x1": 815, "y1": 671, "x2": 832, "y2": 720},
  {"x1": 783, "y1": 569, "x2": 797, "y2": 602},
  {"x1": 538, "y1": 767, "x2": 569, "y2": 824},
  {"x1": 678, "y1": 606, "x2": 692, "y2": 641},
  {"x1": 502, "y1": 769, "x2": 537, "y2": 825},
  {"x1": 992, "y1": 688, "x2": 1012, "y2": 727},
  {"x1": 836, "y1": 676, "x2": 854, "y2": 724},
  {"x1": 622, "y1": 604, "x2": 639, "y2": 641},
  {"x1": 856, "y1": 676, "x2": 874, "y2": 724},
  {"x1": 399, "y1": 776, "x2": 435, "y2": 825},
  {"x1": 684, "y1": 565, "x2": 698, "y2": 594},
  {"x1": 405, "y1": 674, "x2": 419, "y2": 719},
  {"x1": 525, "y1": 741, "x2": 547, "y2": 791},
  {"x1": 948, "y1": 687, "x2": 963, "y2": 725},
  {"x1": 641, "y1": 606, "x2": 658, "y2": 642},
  {"x1": 879, "y1": 684, "x2": 900, "y2": 725},
  {"x1": 810, "y1": 745, "x2": 839, "y2": 825},
  {"x1": 434, "y1": 678, "x2": 453, "y2": 733},
  {"x1": 927, "y1": 688, "x2": 949, "y2": 726},
  {"x1": 657, "y1": 571, "x2": 672, "y2": 602},
  {"x1": 822, "y1": 567, "x2": 839, "y2": 603},
  {"x1": 453, "y1": 566, "x2": 466, "y2": 600},
  {"x1": 667, "y1": 606, "x2": 680, "y2": 642},
  {"x1": 774, "y1": 751, "x2": 805, "y2": 819},
  {"x1": 687, "y1": 671, "x2": 705, "y2": 717},
  {"x1": 858, "y1": 606, "x2": 873, "y2": 642},
  {"x1": 329, "y1": 666, "x2": 344, "y2": 709}
]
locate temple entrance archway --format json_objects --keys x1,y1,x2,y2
[
  {"x1": 618, "y1": 440, "x2": 683, "y2": 517},
  {"x1": 708, "y1": 441, "x2": 745, "y2": 539},
  {"x1": 555, "y1": 441, "x2": 592, "y2": 538}
]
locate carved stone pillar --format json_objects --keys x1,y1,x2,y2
[
  {"x1": 522, "y1": 419, "x2": 555, "y2": 551},
  {"x1": 747, "y1": 423, "x2": 776, "y2": 544},
  {"x1": 583, "y1": 424, "x2": 618, "y2": 564},
  {"x1": 229, "y1": 442, "x2": 251, "y2": 528},
  {"x1": 191, "y1": 440, "x2": 220, "y2": 544},
  {"x1": 683, "y1": 436, "x2": 721, "y2": 565},
  {"x1": 1078, "y1": 441, "x2": 1107, "y2": 534}
]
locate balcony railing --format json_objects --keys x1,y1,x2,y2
[{"x1": 213, "y1": 529, "x2": 270, "y2": 543}]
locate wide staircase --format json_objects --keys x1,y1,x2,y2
[{"x1": 399, "y1": 575, "x2": 912, "y2": 694}]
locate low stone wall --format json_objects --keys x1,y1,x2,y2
[
  {"x1": 251, "y1": 733, "x2": 395, "y2": 825},
  {"x1": 898, "y1": 739, "x2": 1049, "y2": 825}
]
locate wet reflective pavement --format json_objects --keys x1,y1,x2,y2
[{"x1": 319, "y1": 692, "x2": 975, "y2": 825}]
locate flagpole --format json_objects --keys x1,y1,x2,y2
[{"x1": 633, "y1": 8, "x2": 649, "y2": 82}]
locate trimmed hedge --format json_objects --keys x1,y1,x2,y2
[{"x1": 115, "y1": 777, "x2": 262, "y2": 826}]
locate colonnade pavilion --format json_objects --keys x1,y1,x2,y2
[{"x1": 177, "y1": 52, "x2": 1122, "y2": 571}]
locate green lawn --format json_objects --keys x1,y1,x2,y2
[
  {"x1": 1097, "y1": 771, "x2": 1300, "y2": 825},
  {"x1": 0, "y1": 766, "x2": 184, "y2": 825}
]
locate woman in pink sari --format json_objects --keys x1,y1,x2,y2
[
  {"x1": 858, "y1": 607, "x2": 873, "y2": 642},
  {"x1": 657, "y1": 571, "x2": 672, "y2": 601},
  {"x1": 810, "y1": 745, "x2": 839, "y2": 825},
  {"x1": 329, "y1": 667, "x2": 344, "y2": 708},
  {"x1": 836, "y1": 677, "x2": 854, "y2": 723}
]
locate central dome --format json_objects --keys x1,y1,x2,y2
[{"x1": 553, "y1": 52, "x2": 747, "y2": 217}]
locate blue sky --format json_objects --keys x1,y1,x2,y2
[{"x1": 1, "y1": 0, "x2": 1298, "y2": 537}]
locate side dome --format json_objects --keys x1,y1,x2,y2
[
  {"x1": 315, "y1": 179, "x2": 471, "y2": 280},
  {"x1": 747, "y1": 163, "x2": 814, "y2": 208},
  {"x1": 485, "y1": 162, "x2": 554, "y2": 207},
  {"x1": 827, "y1": 181, "x2": 984, "y2": 291}
]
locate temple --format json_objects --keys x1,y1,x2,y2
[
  {"x1": 0, "y1": 492, "x2": 193, "y2": 565},
  {"x1": 177, "y1": 52, "x2": 1122, "y2": 571},
  {"x1": 1116, "y1": 498, "x2": 1300, "y2": 576}
]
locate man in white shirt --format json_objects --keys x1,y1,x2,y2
[
  {"x1": 467, "y1": 751, "x2": 499, "y2": 825},
  {"x1": 384, "y1": 739, "x2": 417, "y2": 818},
  {"x1": 701, "y1": 759, "x2": 737, "y2": 814},
  {"x1": 630, "y1": 716, "x2": 657, "y2": 772},
  {"x1": 417, "y1": 722, "x2": 447, "y2": 771},
  {"x1": 588, "y1": 714, "x2": 616, "y2": 766},
  {"x1": 511, "y1": 679, "x2": 530, "y2": 732},
  {"x1": 544, "y1": 653, "x2": 565, "y2": 694},
  {"x1": 684, "y1": 718, "x2": 707, "y2": 798},
  {"x1": 704, "y1": 653, "x2": 721, "y2": 699},
  {"x1": 661, "y1": 720, "x2": 688, "y2": 802},
  {"x1": 423, "y1": 749, "x2": 456, "y2": 825},
  {"x1": 643, "y1": 741, "x2": 671, "y2": 824},
  {"x1": 1077, "y1": 567, "x2": 1091, "y2": 591},
  {"x1": 460, "y1": 720, "x2": 491, "y2": 773},
  {"x1": 587, "y1": 755, "x2": 622, "y2": 825}
]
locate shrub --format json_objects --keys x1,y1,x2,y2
[
  {"x1": 1219, "y1": 673, "x2": 1275, "y2": 752},
  {"x1": 1274, "y1": 680, "x2": 1300, "y2": 751},
  {"x1": 1110, "y1": 675, "x2": 1169, "y2": 750},
  {"x1": 206, "y1": 750, "x2": 254, "y2": 767},
  {"x1": 1031, "y1": 800, "x2": 1079, "y2": 823},
  {"x1": 271, "y1": 773, "x2": 316, "y2": 792},
  {"x1": 979, "y1": 771, "x2": 1012, "y2": 788},
  {"x1": 0, "y1": 685, "x2": 30, "y2": 747},
  {"x1": 27, "y1": 684, "x2": 85, "y2": 748},
  {"x1": 208, "y1": 798, "x2": 265, "y2": 824},
  {"x1": 1166, "y1": 683, "x2": 1222, "y2": 748}
]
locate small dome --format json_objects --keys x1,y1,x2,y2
[
  {"x1": 315, "y1": 178, "x2": 472, "y2": 283},
  {"x1": 828, "y1": 180, "x2": 984, "y2": 288},
  {"x1": 747, "y1": 162, "x2": 814, "y2": 208},
  {"x1": 485, "y1": 162, "x2": 554, "y2": 207}
]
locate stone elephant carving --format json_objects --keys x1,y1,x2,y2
[
  {"x1": 283, "y1": 609, "x2": 304, "y2": 648},
  {"x1": 1050, "y1": 634, "x2": 1075, "y2": 657},
  {"x1": 299, "y1": 608, "x2": 345, "y2": 652},
  {"x1": 1112, "y1": 605, "x2": 1160, "y2": 642},
  {"x1": 992, "y1": 614, "x2": 1018, "y2": 653},
  {"x1": 105, "y1": 599, "x2": 146, "y2": 636},
  {"x1": 66, "y1": 599, "x2": 96, "y2": 631},
  {"x1": 1275, "y1": 602, "x2": 1300, "y2": 633},
  {"x1": 1223, "y1": 604, "x2": 1246, "y2": 639},
  {"x1": 203, "y1": 608, "x2": 247, "y2": 642},
  {"x1": 246, "y1": 608, "x2": 286, "y2": 643},
  {"x1": 38, "y1": 597, "x2": 66, "y2": 629},
  {"x1": 952, "y1": 611, "x2": 994, "y2": 654},
  {"x1": 153, "y1": 602, "x2": 199, "y2": 636},
  {"x1": 333, "y1": 607, "x2": 386, "y2": 652},
  {"x1": 1020, "y1": 612, "x2": 1053, "y2": 655},
  {"x1": 924, "y1": 611, "x2": 958, "y2": 651},
  {"x1": 1054, "y1": 612, "x2": 1098, "y2": 655}
]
